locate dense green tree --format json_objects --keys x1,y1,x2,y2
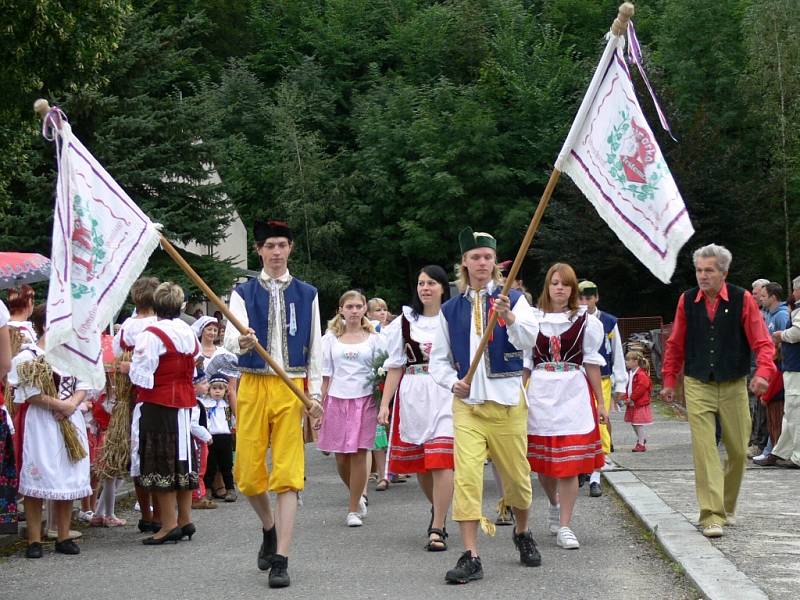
[
  {"x1": 4, "y1": 0, "x2": 798, "y2": 321},
  {"x1": 0, "y1": 0, "x2": 130, "y2": 208},
  {"x1": 1, "y1": 1, "x2": 238, "y2": 295},
  {"x1": 742, "y1": 0, "x2": 800, "y2": 291}
]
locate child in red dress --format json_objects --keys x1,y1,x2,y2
[{"x1": 623, "y1": 351, "x2": 653, "y2": 452}]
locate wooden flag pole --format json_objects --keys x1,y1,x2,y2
[
  {"x1": 33, "y1": 98, "x2": 322, "y2": 418},
  {"x1": 462, "y1": 2, "x2": 635, "y2": 385}
]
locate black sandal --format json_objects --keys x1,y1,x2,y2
[{"x1": 426, "y1": 527, "x2": 448, "y2": 552}]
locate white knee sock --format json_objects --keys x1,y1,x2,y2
[
  {"x1": 633, "y1": 425, "x2": 646, "y2": 445},
  {"x1": 95, "y1": 478, "x2": 122, "y2": 518},
  {"x1": 589, "y1": 471, "x2": 601, "y2": 485}
]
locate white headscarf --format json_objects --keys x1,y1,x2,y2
[{"x1": 191, "y1": 315, "x2": 218, "y2": 339}]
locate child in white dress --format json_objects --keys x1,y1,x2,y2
[{"x1": 8, "y1": 304, "x2": 91, "y2": 558}]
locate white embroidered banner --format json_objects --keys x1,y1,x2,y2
[
  {"x1": 555, "y1": 34, "x2": 693, "y2": 283},
  {"x1": 44, "y1": 108, "x2": 160, "y2": 388}
]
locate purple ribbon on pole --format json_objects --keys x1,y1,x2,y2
[{"x1": 627, "y1": 21, "x2": 677, "y2": 142}]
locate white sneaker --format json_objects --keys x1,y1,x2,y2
[
  {"x1": 76, "y1": 510, "x2": 94, "y2": 523},
  {"x1": 548, "y1": 504, "x2": 561, "y2": 535},
  {"x1": 346, "y1": 512, "x2": 363, "y2": 527},
  {"x1": 725, "y1": 513, "x2": 737, "y2": 526},
  {"x1": 601, "y1": 458, "x2": 616, "y2": 471},
  {"x1": 358, "y1": 496, "x2": 368, "y2": 518},
  {"x1": 556, "y1": 526, "x2": 580, "y2": 549},
  {"x1": 702, "y1": 524, "x2": 724, "y2": 538},
  {"x1": 752, "y1": 453, "x2": 766, "y2": 462}
]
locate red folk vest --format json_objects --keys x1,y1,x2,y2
[{"x1": 136, "y1": 326, "x2": 197, "y2": 409}]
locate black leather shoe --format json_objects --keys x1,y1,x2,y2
[
  {"x1": 513, "y1": 529, "x2": 542, "y2": 567},
  {"x1": 577, "y1": 474, "x2": 589, "y2": 487},
  {"x1": 25, "y1": 542, "x2": 43, "y2": 558},
  {"x1": 445, "y1": 550, "x2": 483, "y2": 584},
  {"x1": 142, "y1": 526, "x2": 182, "y2": 545},
  {"x1": 181, "y1": 523, "x2": 196, "y2": 540},
  {"x1": 258, "y1": 526, "x2": 277, "y2": 570},
  {"x1": 589, "y1": 482, "x2": 602, "y2": 497},
  {"x1": 54, "y1": 539, "x2": 81, "y2": 555},
  {"x1": 137, "y1": 519, "x2": 153, "y2": 533},
  {"x1": 753, "y1": 454, "x2": 778, "y2": 467},
  {"x1": 268, "y1": 554, "x2": 291, "y2": 588}
]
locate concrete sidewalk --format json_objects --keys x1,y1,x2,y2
[{"x1": 603, "y1": 401, "x2": 799, "y2": 600}]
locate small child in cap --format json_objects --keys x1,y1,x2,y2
[{"x1": 202, "y1": 373, "x2": 237, "y2": 502}]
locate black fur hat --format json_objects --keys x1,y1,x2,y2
[{"x1": 254, "y1": 219, "x2": 293, "y2": 243}]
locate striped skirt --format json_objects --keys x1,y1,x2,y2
[
  {"x1": 387, "y1": 392, "x2": 454, "y2": 473},
  {"x1": 527, "y1": 432, "x2": 604, "y2": 477}
]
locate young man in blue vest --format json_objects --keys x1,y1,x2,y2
[
  {"x1": 223, "y1": 219, "x2": 323, "y2": 588},
  {"x1": 661, "y1": 244, "x2": 775, "y2": 538},
  {"x1": 430, "y1": 227, "x2": 540, "y2": 584},
  {"x1": 577, "y1": 280, "x2": 627, "y2": 497},
  {"x1": 769, "y1": 276, "x2": 800, "y2": 469}
]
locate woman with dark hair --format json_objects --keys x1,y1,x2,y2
[
  {"x1": 129, "y1": 282, "x2": 200, "y2": 544},
  {"x1": 6, "y1": 285, "x2": 36, "y2": 344},
  {"x1": 378, "y1": 265, "x2": 454, "y2": 551},
  {"x1": 524, "y1": 263, "x2": 607, "y2": 550}
]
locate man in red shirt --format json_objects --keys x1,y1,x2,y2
[{"x1": 661, "y1": 244, "x2": 775, "y2": 538}]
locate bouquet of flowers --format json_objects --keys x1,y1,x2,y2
[{"x1": 367, "y1": 349, "x2": 389, "y2": 403}]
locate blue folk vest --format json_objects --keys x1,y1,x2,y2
[
  {"x1": 234, "y1": 276, "x2": 317, "y2": 373},
  {"x1": 440, "y1": 287, "x2": 524, "y2": 380},
  {"x1": 596, "y1": 310, "x2": 618, "y2": 378}
]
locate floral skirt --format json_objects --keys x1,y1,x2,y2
[
  {"x1": 0, "y1": 410, "x2": 18, "y2": 525},
  {"x1": 135, "y1": 403, "x2": 198, "y2": 492}
]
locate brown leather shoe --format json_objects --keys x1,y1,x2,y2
[
  {"x1": 753, "y1": 454, "x2": 778, "y2": 467},
  {"x1": 775, "y1": 458, "x2": 800, "y2": 469}
]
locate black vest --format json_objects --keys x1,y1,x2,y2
[{"x1": 683, "y1": 284, "x2": 751, "y2": 383}]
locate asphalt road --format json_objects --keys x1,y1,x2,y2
[{"x1": 1, "y1": 447, "x2": 699, "y2": 600}]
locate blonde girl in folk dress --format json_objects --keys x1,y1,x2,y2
[
  {"x1": 524, "y1": 263, "x2": 608, "y2": 550},
  {"x1": 365, "y1": 297, "x2": 390, "y2": 493},
  {"x1": 317, "y1": 290, "x2": 386, "y2": 527},
  {"x1": 367, "y1": 297, "x2": 390, "y2": 332},
  {"x1": 623, "y1": 351, "x2": 653, "y2": 452},
  {"x1": 378, "y1": 265, "x2": 454, "y2": 551},
  {"x1": 9, "y1": 304, "x2": 92, "y2": 558}
]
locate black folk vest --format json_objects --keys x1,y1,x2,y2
[{"x1": 683, "y1": 284, "x2": 751, "y2": 383}]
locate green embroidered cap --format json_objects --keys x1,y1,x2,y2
[
  {"x1": 578, "y1": 280, "x2": 598, "y2": 296},
  {"x1": 459, "y1": 227, "x2": 497, "y2": 255}
]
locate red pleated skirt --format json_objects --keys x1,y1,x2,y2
[
  {"x1": 527, "y1": 392, "x2": 604, "y2": 477},
  {"x1": 387, "y1": 391, "x2": 454, "y2": 473}
]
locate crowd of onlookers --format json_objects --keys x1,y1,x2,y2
[{"x1": 748, "y1": 277, "x2": 800, "y2": 469}]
